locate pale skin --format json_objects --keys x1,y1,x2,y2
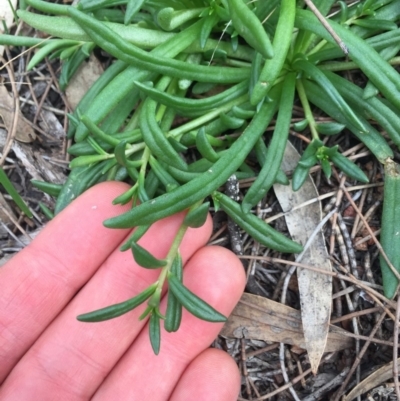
[{"x1": 0, "y1": 182, "x2": 246, "y2": 400}]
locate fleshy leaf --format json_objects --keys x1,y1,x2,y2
[
  {"x1": 149, "y1": 313, "x2": 161, "y2": 355},
  {"x1": 77, "y1": 283, "x2": 157, "y2": 322},
  {"x1": 165, "y1": 254, "x2": 183, "y2": 332},
  {"x1": 167, "y1": 272, "x2": 226, "y2": 322},
  {"x1": 131, "y1": 242, "x2": 167, "y2": 268},
  {"x1": 183, "y1": 202, "x2": 210, "y2": 228}
]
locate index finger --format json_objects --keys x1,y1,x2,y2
[{"x1": 0, "y1": 182, "x2": 132, "y2": 382}]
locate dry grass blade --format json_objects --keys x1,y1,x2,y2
[{"x1": 343, "y1": 358, "x2": 400, "y2": 401}]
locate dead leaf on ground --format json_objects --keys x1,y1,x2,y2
[
  {"x1": 65, "y1": 54, "x2": 104, "y2": 109},
  {"x1": 0, "y1": 85, "x2": 36, "y2": 143},
  {"x1": 273, "y1": 141, "x2": 332, "y2": 373},
  {"x1": 0, "y1": 0, "x2": 17, "y2": 57},
  {"x1": 343, "y1": 358, "x2": 400, "y2": 400},
  {"x1": 221, "y1": 293, "x2": 352, "y2": 352}
]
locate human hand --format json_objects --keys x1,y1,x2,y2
[{"x1": 0, "y1": 182, "x2": 245, "y2": 400}]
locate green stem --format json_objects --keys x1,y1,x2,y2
[
  {"x1": 305, "y1": 39, "x2": 328, "y2": 57},
  {"x1": 296, "y1": 78, "x2": 320, "y2": 141},
  {"x1": 169, "y1": 93, "x2": 249, "y2": 139},
  {"x1": 123, "y1": 142, "x2": 146, "y2": 157},
  {"x1": 147, "y1": 199, "x2": 203, "y2": 309},
  {"x1": 149, "y1": 223, "x2": 189, "y2": 307},
  {"x1": 140, "y1": 147, "x2": 151, "y2": 177},
  {"x1": 124, "y1": 102, "x2": 144, "y2": 132}
]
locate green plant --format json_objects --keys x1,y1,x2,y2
[{"x1": 3, "y1": 0, "x2": 400, "y2": 353}]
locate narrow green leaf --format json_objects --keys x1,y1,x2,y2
[
  {"x1": 114, "y1": 140, "x2": 141, "y2": 168},
  {"x1": 293, "y1": 119, "x2": 309, "y2": 131},
  {"x1": 38, "y1": 202, "x2": 54, "y2": 219},
  {"x1": 220, "y1": 113, "x2": 244, "y2": 129},
  {"x1": 299, "y1": 155, "x2": 318, "y2": 169},
  {"x1": 31, "y1": 180, "x2": 63, "y2": 197},
  {"x1": 292, "y1": 165, "x2": 312, "y2": 192},
  {"x1": 27, "y1": 39, "x2": 79, "y2": 70},
  {"x1": 69, "y1": 154, "x2": 111, "y2": 168},
  {"x1": 362, "y1": 82, "x2": 379, "y2": 100},
  {"x1": 184, "y1": 202, "x2": 210, "y2": 228},
  {"x1": 120, "y1": 225, "x2": 151, "y2": 252},
  {"x1": 295, "y1": 59, "x2": 368, "y2": 134},
  {"x1": 212, "y1": 193, "x2": 221, "y2": 212},
  {"x1": 330, "y1": 152, "x2": 369, "y2": 183},
  {"x1": 0, "y1": 167, "x2": 32, "y2": 217},
  {"x1": 316, "y1": 122, "x2": 345, "y2": 136},
  {"x1": 196, "y1": 127, "x2": 219, "y2": 163},
  {"x1": 167, "y1": 272, "x2": 226, "y2": 322},
  {"x1": 149, "y1": 313, "x2": 161, "y2": 355},
  {"x1": 352, "y1": 18, "x2": 397, "y2": 31},
  {"x1": 165, "y1": 254, "x2": 183, "y2": 332},
  {"x1": 164, "y1": 290, "x2": 183, "y2": 333},
  {"x1": 380, "y1": 161, "x2": 400, "y2": 298},
  {"x1": 131, "y1": 242, "x2": 167, "y2": 268},
  {"x1": 77, "y1": 283, "x2": 157, "y2": 322},
  {"x1": 320, "y1": 158, "x2": 332, "y2": 179},
  {"x1": 200, "y1": 12, "x2": 219, "y2": 49},
  {"x1": 112, "y1": 185, "x2": 137, "y2": 206},
  {"x1": 125, "y1": 0, "x2": 145, "y2": 25},
  {"x1": 171, "y1": 252, "x2": 183, "y2": 279},
  {"x1": 148, "y1": 156, "x2": 180, "y2": 191}
]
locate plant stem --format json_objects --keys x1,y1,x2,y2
[
  {"x1": 169, "y1": 93, "x2": 249, "y2": 139},
  {"x1": 150, "y1": 199, "x2": 204, "y2": 307},
  {"x1": 150, "y1": 223, "x2": 189, "y2": 305},
  {"x1": 296, "y1": 78, "x2": 320, "y2": 141}
]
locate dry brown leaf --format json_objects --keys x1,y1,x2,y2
[
  {"x1": 221, "y1": 293, "x2": 352, "y2": 352},
  {"x1": 0, "y1": 0, "x2": 17, "y2": 57},
  {"x1": 0, "y1": 85, "x2": 36, "y2": 143},
  {"x1": 343, "y1": 358, "x2": 399, "y2": 400},
  {"x1": 65, "y1": 54, "x2": 104, "y2": 109},
  {"x1": 273, "y1": 141, "x2": 332, "y2": 373}
]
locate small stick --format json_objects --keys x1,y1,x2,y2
[
  {"x1": 303, "y1": 0, "x2": 349, "y2": 55},
  {"x1": 241, "y1": 338, "x2": 252, "y2": 400},
  {"x1": 351, "y1": 185, "x2": 367, "y2": 239}
]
